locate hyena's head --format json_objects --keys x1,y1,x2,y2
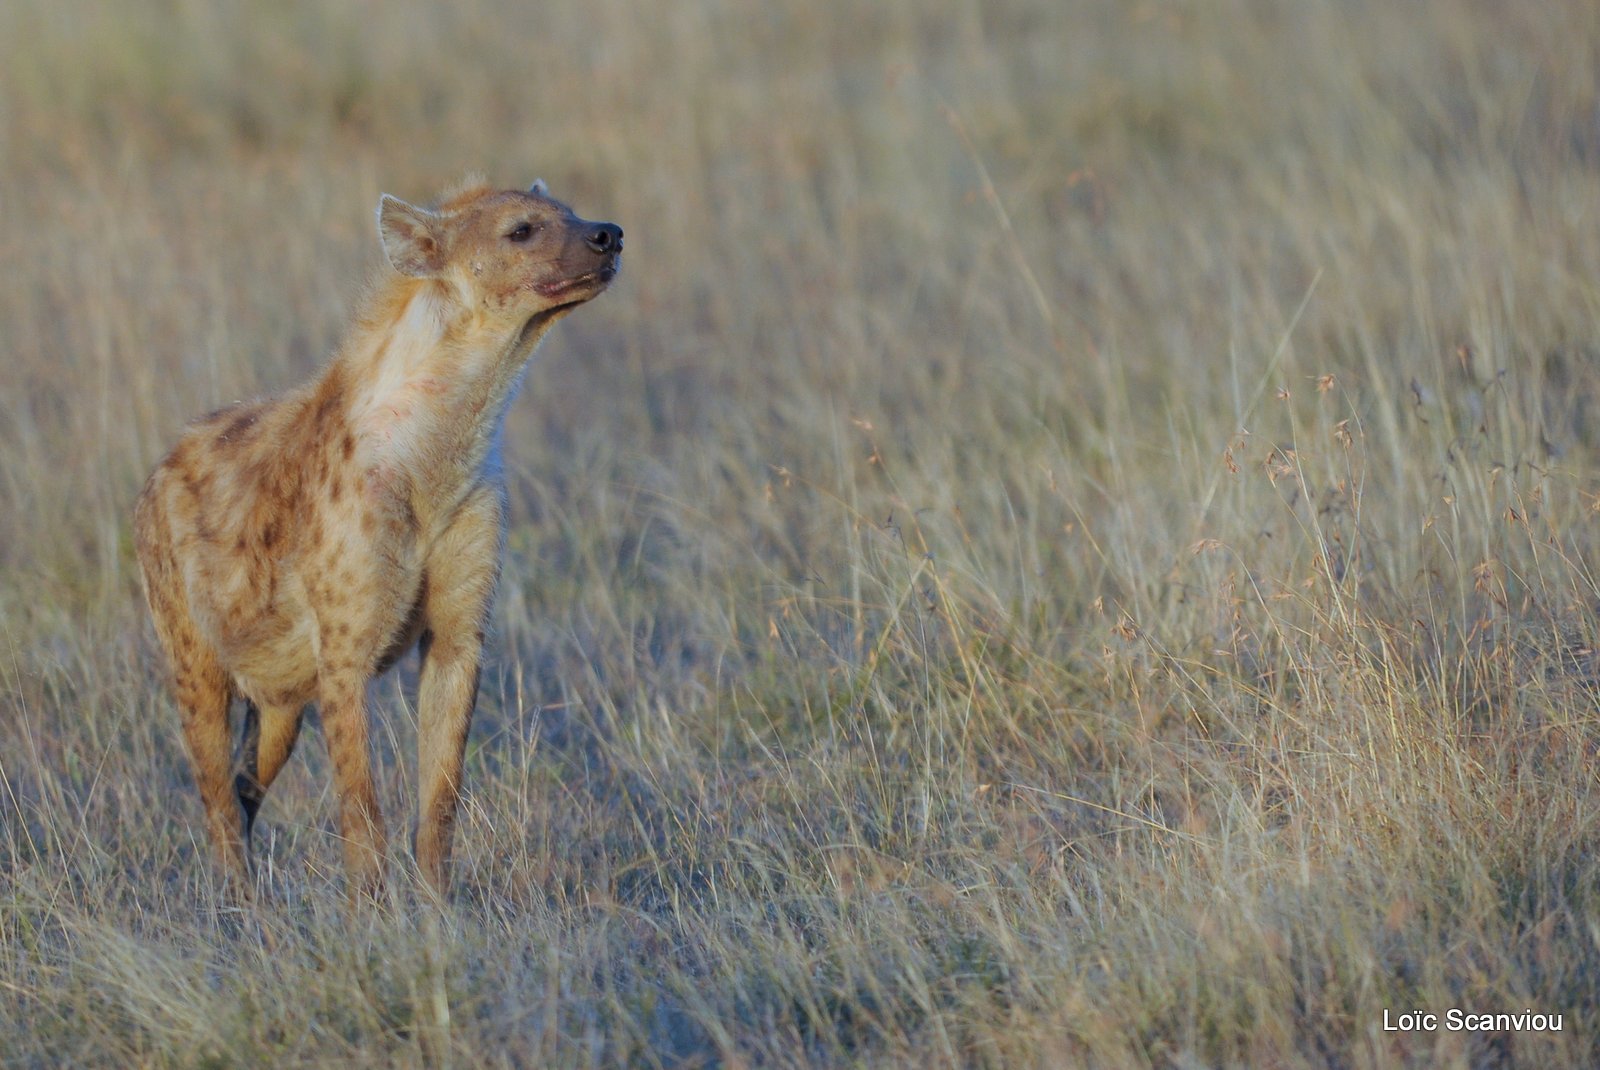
[{"x1": 376, "y1": 178, "x2": 622, "y2": 331}]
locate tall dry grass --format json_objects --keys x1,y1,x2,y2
[{"x1": 4, "y1": 0, "x2": 1600, "y2": 1066}]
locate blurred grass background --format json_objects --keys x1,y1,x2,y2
[{"x1": 4, "y1": 0, "x2": 1600, "y2": 1066}]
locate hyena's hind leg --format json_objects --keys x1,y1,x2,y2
[
  {"x1": 140, "y1": 583, "x2": 247, "y2": 885},
  {"x1": 138, "y1": 492, "x2": 250, "y2": 891},
  {"x1": 233, "y1": 701, "x2": 307, "y2": 856},
  {"x1": 166, "y1": 646, "x2": 251, "y2": 888}
]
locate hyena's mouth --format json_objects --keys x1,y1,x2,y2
[{"x1": 535, "y1": 256, "x2": 620, "y2": 301}]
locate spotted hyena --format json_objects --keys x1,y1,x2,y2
[{"x1": 134, "y1": 177, "x2": 622, "y2": 897}]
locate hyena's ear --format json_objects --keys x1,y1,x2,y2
[
  {"x1": 528, "y1": 178, "x2": 549, "y2": 198},
  {"x1": 377, "y1": 194, "x2": 447, "y2": 277}
]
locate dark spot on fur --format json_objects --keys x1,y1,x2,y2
[
  {"x1": 342, "y1": 433, "x2": 356, "y2": 460},
  {"x1": 313, "y1": 390, "x2": 340, "y2": 430},
  {"x1": 221, "y1": 410, "x2": 258, "y2": 446},
  {"x1": 262, "y1": 521, "x2": 279, "y2": 549}
]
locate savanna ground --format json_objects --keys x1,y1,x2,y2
[{"x1": 4, "y1": 1, "x2": 1600, "y2": 1066}]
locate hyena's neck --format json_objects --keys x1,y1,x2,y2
[{"x1": 331, "y1": 277, "x2": 548, "y2": 493}]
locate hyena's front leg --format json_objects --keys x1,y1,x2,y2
[
  {"x1": 309, "y1": 528, "x2": 414, "y2": 898},
  {"x1": 317, "y1": 674, "x2": 387, "y2": 898},
  {"x1": 415, "y1": 487, "x2": 504, "y2": 894}
]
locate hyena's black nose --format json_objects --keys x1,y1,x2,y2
[{"x1": 586, "y1": 222, "x2": 623, "y2": 254}]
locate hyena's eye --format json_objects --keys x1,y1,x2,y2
[{"x1": 506, "y1": 222, "x2": 536, "y2": 243}]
